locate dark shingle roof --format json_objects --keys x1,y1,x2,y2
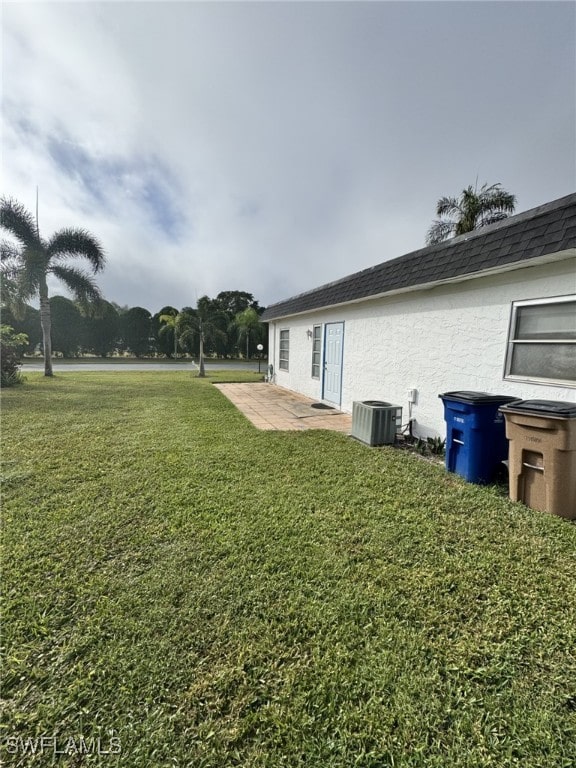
[{"x1": 261, "y1": 194, "x2": 576, "y2": 321}]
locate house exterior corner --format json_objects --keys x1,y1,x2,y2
[
  {"x1": 267, "y1": 258, "x2": 575, "y2": 439},
  {"x1": 262, "y1": 195, "x2": 576, "y2": 439}
]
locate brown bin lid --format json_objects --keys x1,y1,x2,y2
[{"x1": 500, "y1": 400, "x2": 576, "y2": 418}]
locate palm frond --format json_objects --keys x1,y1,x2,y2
[
  {"x1": 1, "y1": 239, "x2": 22, "y2": 263},
  {"x1": 0, "y1": 197, "x2": 40, "y2": 248},
  {"x1": 435, "y1": 196, "x2": 461, "y2": 218},
  {"x1": 15, "y1": 255, "x2": 43, "y2": 300},
  {"x1": 0, "y1": 259, "x2": 21, "y2": 281},
  {"x1": 50, "y1": 264, "x2": 102, "y2": 303},
  {"x1": 0, "y1": 272, "x2": 28, "y2": 319},
  {"x1": 0, "y1": 244, "x2": 22, "y2": 284},
  {"x1": 479, "y1": 211, "x2": 511, "y2": 227},
  {"x1": 1, "y1": 263, "x2": 38, "y2": 311},
  {"x1": 177, "y1": 327, "x2": 196, "y2": 346},
  {"x1": 47, "y1": 228, "x2": 106, "y2": 273},
  {"x1": 477, "y1": 182, "x2": 500, "y2": 196},
  {"x1": 477, "y1": 183, "x2": 516, "y2": 213},
  {"x1": 2, "y1": 243, "x2": 45, "y2": 300},
  {"x1": 158, "y1": 318, "x2": 176, "y2": 341},
  {"x1": 426, "y1": 219, "x2": 455, "y2": 245}
]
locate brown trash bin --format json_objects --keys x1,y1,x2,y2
[{"x1": 499, "y1": 400, "x2": 576, "y2": 520}]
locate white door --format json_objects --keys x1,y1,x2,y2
[{"x1": 322, "y1": 322, "x2": 344, "y2": 405}]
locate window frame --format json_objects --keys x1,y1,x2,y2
[
  {"x1": 311, "y1": 324, "x2": 322, "y2": 379},
  {"x1": 504, "y1": 295, "x2": 576, "y2": 387},
  {"x1": 279, "y1": 328, "x2": 290, "y2": 371}
]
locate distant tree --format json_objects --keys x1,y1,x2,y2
[
  {"x1": 82, "y1": 299, "x2": 120, "y2": 357},
  {"x1": 1, "y1": 303, "x2": 41, "y2": 354},
  {"x1": 0, "y1": 196, "x2": 105, "y2": 376},
  {"x1": 235, "y1": 307, "x2": 264, "y2": 360},
  {"x1": 154, "y1": 306, "x2": 179, "y2": 358},
  {"x1": 178, "y1": 297, "x2": 227, "y2": 377},
  {"x1": 110, "y1": 301, "x2": 130, "y2": 314},
  {"x1": 174, "y1": 306, "x2": 197, "y2": 357},
  {"x1": 120, "y1": 307, "x2": 152, "y2": 357},
  {"x1": 50, "y1": 296, "x2": 83, "y2": 357},
  {"x1": 426, "y1": 182, "x2": 516, "y2": 245},
  {"x1": 214, "y1": 290, "x2": 259, "y2": 316},
  {"x1": 211, "y1": 291, "x2": 261, "y2": 357}
]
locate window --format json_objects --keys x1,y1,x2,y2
[
  {"x1": 504, "y1": 296, "x2": 576, "y2": 386},
  {"x1": 279, "y1": 329, "x2": 289, "y2": 371},
  {"x1": 311, "y1": 325, "x2": 322, "y2": 378}
]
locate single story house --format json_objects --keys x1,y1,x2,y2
[{"x1": 261, "y1": 194, "x2": 576, "y2": 438}]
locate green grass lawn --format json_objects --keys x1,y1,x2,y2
[{"x1": 2, "y1": 372, "x2": 575, "y2": 767}]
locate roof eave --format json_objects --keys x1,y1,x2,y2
[{"x1": 263, "y1": 248, "x2": 576, "y2": 321}]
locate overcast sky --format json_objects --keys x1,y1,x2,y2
[{"x1": 3, "y1": 0, "x2": 575, "y2": 313}]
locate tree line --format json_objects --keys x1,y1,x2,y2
[
  {"x1": 2, "y1": 290, "x2": 268, "y2": 360},
  {"x1": 1, "y1": 196, "x2": 267, "y2": 376}
]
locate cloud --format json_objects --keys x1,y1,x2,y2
[
  {"x1": 2, "y1": 1, "x2": 575, "y2": 312},
  {"x1": 46, "y1": 135, "x2": 185, "y2": 240}
]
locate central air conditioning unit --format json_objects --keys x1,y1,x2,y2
[{"x1": 351, "y1": 401, "x2": 402, "y2": 446}]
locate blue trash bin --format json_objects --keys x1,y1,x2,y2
[{"x1": 439, "y1": 391, "x2": 519, "y2": 484}]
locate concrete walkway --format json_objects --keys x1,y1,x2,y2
[{"x1": 214, "y1": 383, "x2": 352, "y2": 433}]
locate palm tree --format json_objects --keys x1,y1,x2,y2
[
  {"x1": 177, "y1": 297, "x2": 227, "y2": 377},
  {"x1": 235, "y1": 306, "x2": 262, "y2": 360},
  {"x1": 158, "y1": 310, "x2": 180, "y2": 358},
  {"x1": 426, "y1": 182, "x2": 516, "y2": 246},
  {"x1": 1, "y1": 196, "x2": 105, "y2": 376}
]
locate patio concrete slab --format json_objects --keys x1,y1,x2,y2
[{"x1": 214, "y1": 383, "x2": 352, "y2": 433}]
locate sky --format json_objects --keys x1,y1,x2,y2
[{"x1": 2, "y1": 0, "x2": 575, "y2": 314}]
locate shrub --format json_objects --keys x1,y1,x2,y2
[{"x1": 1, "y1": 325, "x2": 28, "y2": 387}]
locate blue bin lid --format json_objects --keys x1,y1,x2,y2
[
  {"x1": 500, "y1": 400, "x2": 576, "y2": 418},
  {"x1": 439, "y1": 391, "x2": 519, "y2": 404}
]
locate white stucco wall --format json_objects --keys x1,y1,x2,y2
[{"x1": 268, "y1": 258, "x2": 576, "y2": 438}]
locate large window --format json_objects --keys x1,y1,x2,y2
[
  {"x1": 279, "y1": 329, "x2": 289, "y2": 371},
  {"x1": 504, "y1": 295, "x2": 576, "y2": 386},
  {"x1": 311, "y1": 325, "x2": 322, "y2": 378}
]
